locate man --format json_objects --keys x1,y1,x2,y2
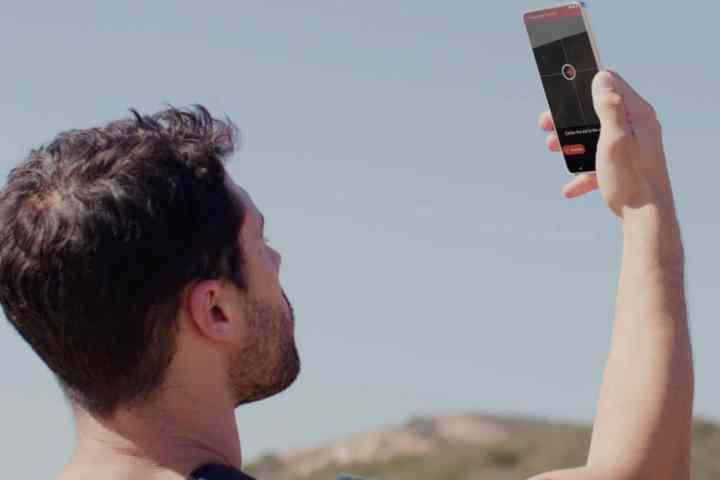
[{"x1": 0, "y1": 70, "x2": 693, "y2": 480}]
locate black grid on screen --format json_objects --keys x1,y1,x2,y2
[{"x1": 532, "y1": 31, "x2": 599, "y2": 129}]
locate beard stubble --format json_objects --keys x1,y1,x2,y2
[{"x1": 227, "y1": 289, "x2": 300, "y2": 406}]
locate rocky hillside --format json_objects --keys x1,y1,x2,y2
[{"x1": 246, "y1": 414, "x2": 720, "y2": 480}]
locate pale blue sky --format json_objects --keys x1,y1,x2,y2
[{"x1": 1, "y1": 1, "x2": 718, "y2": 477}]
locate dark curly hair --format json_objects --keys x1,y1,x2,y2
[{"x1": 0, "y1": 106, "x2": 245, "y2": 417}]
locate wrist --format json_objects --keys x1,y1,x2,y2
[
  {"x1": 622, "y1": 204, "x2": 684, "y2": 268},
  {"x1": 622, "y1": 202, "x2": 678, "y2": 226}
]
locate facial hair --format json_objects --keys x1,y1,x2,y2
[{"x1": 227, "y1": 289, "x2": 300, "y2": 406}]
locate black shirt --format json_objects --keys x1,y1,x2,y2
[{"x1": 189, "y1": 464, "x2": 256, "y2": 480}]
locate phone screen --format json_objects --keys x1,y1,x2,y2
[{"x1": 524, "y1": 3, "x2": 600, "y2": 174}]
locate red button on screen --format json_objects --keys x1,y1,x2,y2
[{"x1": 563, "y1": 144, "x2": 586, "y2": 156}]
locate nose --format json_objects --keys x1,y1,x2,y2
[{"x1": 269, "y1": 246, "x2": 282, "y2": 270}]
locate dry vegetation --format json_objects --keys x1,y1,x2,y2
[{"x1": 247, "y1": 414, "x2": 720, "y2": 480}]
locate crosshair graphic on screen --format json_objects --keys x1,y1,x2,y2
[{"x1": 536, "y1": 33, "x2": 599, "y2": 129}]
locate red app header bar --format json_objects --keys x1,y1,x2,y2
[{"x1": 523, "y1": 4, "x2": 582, "y2": 24}]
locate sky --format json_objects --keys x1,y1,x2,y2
[{"x1": 1, "y1": 1, "x2": 719, "y2": 477}]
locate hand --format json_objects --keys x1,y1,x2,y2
[{"x1": 539, "y1": 70, "x2": 675, "y2": 219}]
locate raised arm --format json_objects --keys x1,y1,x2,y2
[{"x1": 531, "y1": 70, "x2": 694, "y2": 480}]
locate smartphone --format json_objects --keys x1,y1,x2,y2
[{"x1": 523, "y1": 2, "x2": 603, "y2": 174}]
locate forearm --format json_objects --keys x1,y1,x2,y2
[{"x1": 587, "y1": 205, "x2": 694, "y2": 479}]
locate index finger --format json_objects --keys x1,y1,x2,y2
[{"x1": 538, "y1": 111, "x2": 555, "y2": 132}]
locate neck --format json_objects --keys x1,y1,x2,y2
[{"x1": 60, "y1": 387, "x2": 242, "y2": 480}]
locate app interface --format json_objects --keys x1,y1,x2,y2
[{"x1": 524, "y1": 4, "x2": 600, "y2": 173}]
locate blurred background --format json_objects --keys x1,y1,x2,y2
[{"x1": 1, "y1": 1, "x2": 718, "y2": 478}]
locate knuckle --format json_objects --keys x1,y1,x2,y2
[
  {"x1": 639, "y1": 101, "x2": 658, "y2": 122},
  {"x1": 609, "y1": 129, "x2": 633, "y2": 144},
  {"x1": 603, "y1": 131, "x2": 634, "y2": 154},
  {"x1": 600, "y1": 92, "x2": 624, "y2": 110}
]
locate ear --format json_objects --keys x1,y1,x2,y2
[{"x1": 184, "y1": 280, "x2": 242, "y2": 342}]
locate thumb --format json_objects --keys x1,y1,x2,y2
[{"x1": 592, "y1": 71, "x2": 631, "y2": 137}]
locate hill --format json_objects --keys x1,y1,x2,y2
[{"x1": 246, "y1": 414, "x2": 720, "y2": 480}]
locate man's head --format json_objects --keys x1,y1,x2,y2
[{"x1": 0, "y1": 106, "x2": 299, "y2": 418}]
